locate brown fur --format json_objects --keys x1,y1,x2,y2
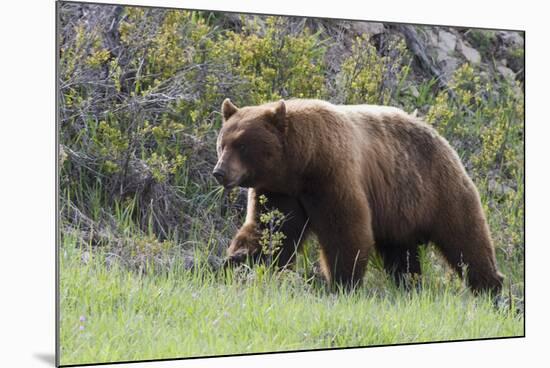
[{"x1": 215, "y1": 98, "x2": 504, "y2": 293}]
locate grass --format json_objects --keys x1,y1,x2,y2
[{"x1": 59, "y1": 230, "x2": 523, "y2": 366}]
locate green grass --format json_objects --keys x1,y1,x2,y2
[{"x1": 59, "y1": 234, "x2": 523, "y2": 366}]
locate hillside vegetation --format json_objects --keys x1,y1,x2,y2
[{"x1": 58, "y1": 3, "x2": 524, "y2": 365}]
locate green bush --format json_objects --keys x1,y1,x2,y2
[
  {"x1": 337, "y1": 34, "x2": 410, "y2": 105},
  {"x1": 426, "y1": 64, "x2": 524, "y2": 180},
  {"x1": 204, "y1": 16, "x2": 328, "y2": 106}
]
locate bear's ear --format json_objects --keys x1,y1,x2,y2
[
  {"x1": 270, "y1": 99, "x2": 287, "y2": 133},
  {"x1": 222, "y1": 98, "x2": 239, "y2": 122}
]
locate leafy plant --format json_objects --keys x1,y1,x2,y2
[{"x1": 337, "y1": 34, "x2": 410, "y2": 105}]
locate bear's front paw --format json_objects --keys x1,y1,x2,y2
[
  {"x1": 223, "y1": 249, "x2": 249, "y2": 268},
  {"x1": 230, "y1": 225, "x2": 259, "y2": 250},
  {"x1": 226, "y1": 225, "x2": 260, "y2": 265}
]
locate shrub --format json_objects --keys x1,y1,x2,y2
[
  {"x1": 426, "y1": 63, "x2": 523, "y2": 180},
  {"x1": 337, "y1": 34, "x2": 410, "y2": 105},
  {"x1": 258, "y1": 195, "x2": 288, "y2": 265},
  {"x1": 204, "y1": 16, "x2": 328, "y2": 106}
]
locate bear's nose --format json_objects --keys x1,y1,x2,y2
[{"x1": 212, "y1": 168, "x2": 226, "y2": 185}]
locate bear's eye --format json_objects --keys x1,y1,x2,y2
[{"x1": 238, "y1": 144, "x2": 247, "y2": 153}]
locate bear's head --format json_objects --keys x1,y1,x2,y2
[{"x1": 212, "y1": 99, "x2": 288, "y2": 190}]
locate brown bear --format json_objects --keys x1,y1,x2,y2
[{"x1": 213, "y1": 98, "x2": 504, "y2": 293}]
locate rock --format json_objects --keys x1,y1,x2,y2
[
  {"x1": 457, "y1": 39, "x2": 481, "y2": 64},
  {"x1": 438, "y1": 30, "x2": 457, "y2": 53},
  {"x1": 408, "y1": 85, "x2": 420, "y2": 98},
  {"x1": 351, "y1": 21, "x2": 385, "y2": 36},
  {"x1": 181, "y1": 253, "x2": 224, "y2": 271},
  {"x1": 439, "y1": 56, "x2": 460, "y2": 80},
  {"x1": 105, "y1": 254, "x2": 118, "y2": 270},
  {"x1": 224, "y1": 14, "x2": 266, "y2": 33},
  {"x1": 81, "y1": 251, "x2": 91, "y2": 264},
  {"x1": 435, "y1": 30, "x2": 459, "y2": 78},
  {"x1": 435, "y1": 48, "x2": 447, "y2": 63},
  {"x1": 423, "y1": 29, "x2": 439, "y2": 46},
  {"x1": 488, "y1": 179, "x2": 515, "y2": 196},
  {"x1": 498, "y1": 31, "x2": 524, "y2": 48},
  {"x1": 497, "y1": 65, "x2": 516, "y2": 81},
  {"x1": 207, "y1": 255, "x2": 224, "y2": 270},
  {"x1": 512, "y1": 83, "x2": 524, "y2": 98},
  {"x1": 59, "y1": 145, "x2": 68, "y2": 166},
  {"x1": 183, "y1": 254, "x2": 195, "y2": 270}
]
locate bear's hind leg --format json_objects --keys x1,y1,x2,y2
[
  {"x1": 433, "y1": 211, "x2": 504, "y2": 294},
  {"x1": 378, "y1": 244, "x2": 421, "y2": 288}
]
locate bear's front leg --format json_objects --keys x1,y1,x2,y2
[
  {"x1": 226, "y1": 189, "x2": 261, "y2": 265},
  {"x1": 225, "y1": 189, "x2": 310, "y2": 268},
  {"x1": 226, "y1": 222, "x2": 260, "y2": 265}
]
